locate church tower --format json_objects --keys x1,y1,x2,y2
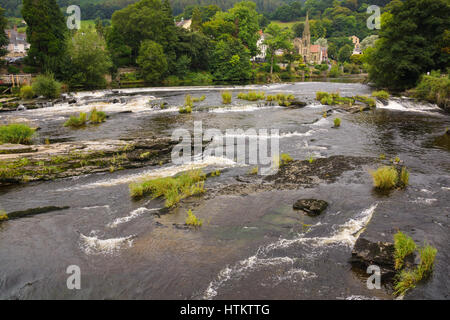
[{"x1": 302, "y1": 13, "x2": 311, "y2": 63}]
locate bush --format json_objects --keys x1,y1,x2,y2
[
  {"x1": 400, "y1": 167, "x2": 409, "y2": 187},
  {"x1": 0, "y1": 210, "x2": 8, "y2": 222},
  {"x1": 64, "y1": 113, "x2": 87, "y2": 128},
  {"x1": 372, "y1": 90, "x2": 390, "y2": 100},
  {"x1": 370, "y1": 166, "x2": 398, "y2": 190},
  {"x1": 354, "y1": 95, "x2": 376, "y2": 108},
  {"x1": 32, "y1": 74, "x2": 61, "y2": 99},
  {"x1": 412, "y1": 74, "x2": 450, "y2": 109},
  {"x1": 89, "y1": 108, "x2": 106, "y2": 123},
  {"x1": 221, "y1": 91, "x2": 232, "y2": 104},
  {"x1": 22, "y1": 66, "x2": 38, "y2": 74},
  {"x1": 280, "y1": 153, "x2": 293, "y2": 166},
  {"x1": 328, "y1": 65, "x2": 341, "y2": 78},
  {"x1": 394, "y1": 231, "x2": 417, "y2": 270},
  {"x1": 129, "y1": 169, "x2": 206, "y2": 207},
  {"x1": 237, "y1": 91, "x2": 265, "y2": 101},
  {"x1": 334, "y1": 118, "x2": 341, "y2": 127},
  {"x1": 0, "y1": 124, "x2": 35, "y2": 144},
  {"x1": 185, "y1": 209, "x2": 203, "y2": 227},
  {"x1": 20, "y1": 85, "x2": 34, "y2": 100}
]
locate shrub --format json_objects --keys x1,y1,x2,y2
[
  {"x1": 64, "y1": 113, "x2": 87, "y2": 128},
  {"x1": 328, "y1": 65, "x2": 341, "y2": 78},
  {"x1": 0, "y1": 124, "x2": 35, "y2": 144},
  {"x1": 412, "y1": 74, "x2": 450, "y2": 108},
  {"x1": 394, "y1": 231, "x2": 417, "y2": 270},
  {"x1": 394, "y1": 270, "x2": 417, "y2": 296},
  {"x1": 7, "y1": 65, "x2": 20, "y2": 74},
  {"x1": 129, "y1": 169, "x2": 206, "y2": 207},
  {"x1": 334, "y1": 118, "x2": 341, "y2": 127},
  {"x1": 415, "y1": 245, "x2": 437, "y2": 280},
  {"x1": 89, "y1": 108, "x2": 106, "y2": 123},
  {"x1": 20, "y1": 85, "x2": 34, "y2": 100},
  {"x1": 185, "y1": 209, "x2": 203, "y2": 227},
  {"x1": 370, "y1": 166, "x2": 398, "y2": 189},
  {"x1": 354, "y1": 95, "x2": 376, "y2": 108},
  {"x1": 316, "y1": 92, "x2": 330, "y2": 101},
  {"x1": 32, "y1": 74, "x2": 61, "y2": 99},
  {"x1": 372, "y1": 90, "x2": 390, "y2": 100},
  {"x1": 237, "y1": 91, "x2": 265, "y2": 101},
  {"x1": 192, "y1": 95, "x2": 206, "y2": 102},
  {"x1": 221, "y1": 91, "x2": 232, "y2": 104}
]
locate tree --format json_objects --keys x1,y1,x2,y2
[
  {"x1": 191, "y1": 7, "x2": 202, "y2": 31},
  {"x1": 22, "y1": 0, "x2": 67, "y2": 76},
  {"x1": 366, "y1": 0, "x2": 450, "y2": 91},
  {"x1": 105, "y1": 26, "x2": 133, "y2": 68},
  {"x1": 0, "y1": 6, "x2": 8, "y2": 59},
  {"x1": 338, "y1": 44, "x2": 352, "y2": 62},
  {"x1": 292, "y1": 22, "x2": 304, "y2": 38},
  {"x1": 263, "y1": 23, "x2": 292, "y2": 79},
  {"x1": 360, "y1": 35, "x2": 379, "y2": 51},
  {"x1": 137, "y1": 40, "x2": 168, "y2": 83},
  {"x1": 210, "y1": 35, "x2": 252, "y2": 81},
  {"x1": 67, "y1": 27, "x2": 113, "y2": 87}
]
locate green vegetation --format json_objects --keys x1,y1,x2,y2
[
  {"x1": 394, "y1": 231, "x2": 417, "y2": 270},
  {"x1": 89, "y1": 108, "x2": 107, "y2": 123},
  {"x1": 249, "y1": 166, "x2": 258, "y2": 175},
  {"x1": 379, "y1": 154, "x2": 386, "y2": 160},
  {"x1": 184, "y1": 94, "x2": 194, "y2": 107},
  {"x1": 400, "y1": 167, "x2": 410, "y2": 187},
  {"x1": 0, "y1": 7, "x2": 7, "y2": 59},
  {"x1": 221, "y1": 91, "x2": 232, "y2": 104},
  {"x1": 31, "y1": 74, "x2": 61, "y2": 99},
  {"x1": 185, "y1": 209, "x2": 203, "y2": 227},
  {"x1": 308, "y1": 156, "x2": 315, "y2": 164},
  {"x1": 393, "y1": 231, "x2": 438, "y2": 296},
  {"x1": 191, "y1": 95, "x2": 206, "y2": 102},
  {"x1": 333, "y1": 118, "x2": 341, "y2": 128},
  {"x1": 237, "y1": 91, "x2": 265, "y2": 101},
  {"x1": 412, "y1": 73, "x2": 449, "y2": 109},
  {"x1": 64, "y1": 113, "x2": 87, "y2": 128},
  {"x1": 129, "y1": 169, "x2": 206, "y2": 207},
  {"x1": 263, "y1": 22, "x2": 292, "y2": 79},
  {"x1": 20, "y1": 86, "x2": 34, "y2": 100},
  {"x1": 372, "y1": 90, "x2": 390, "y2": 100},
  {"x1": 354, "y1": 96, "x2": 376, "y2": 108},
  {"x1": 137, "y1": 40, "x2": 168, "y2": 83},
  {"x1": 280, "y1": 153, "x2": 293, "y2": 166},
  {"x1": 179, "y1": 106, "x2": 192, "y2": 114},
  {"x1": 0, "y1": 210, "x2": 8, "y2": 222},
  {"x1": 370, "y1": 166, "x2": 398, "y2": 190},
  {"x1": 0, "y1": 124, "x2": 35, "y2": 144},
  {"x1": 210, "y1": 170, "x2": 221, "y2": 177}
]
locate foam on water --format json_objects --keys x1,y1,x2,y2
[
  {"x1": 79, "y1": 233, "x2": 134, "y2": 255},
  {"x1": 107, "y1": 207, "x2": 160, "y2": 228},
  {"x1": 208, "y1": 105, "x2": 281, "y2": 113},
  {"x1": 376, "y1": 99, "x2": 441, "y2": 114},
  {"x1": 203, "y1": 204, "x2": 378, "y2": 299}
]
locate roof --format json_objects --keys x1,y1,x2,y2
[
  {"x1": 310, "y1": 44, "x2": 320, "y2": 53},
  {"x1": 5, "y1": 29, "x2": 28, "y2": 46}
]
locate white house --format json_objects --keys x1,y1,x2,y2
[
  {"x1": 251, "y1": 30, "x2": 267, "y2": 62},
  {"x1": 4, "y1": 26, "x2": 30, "y2": 57}
]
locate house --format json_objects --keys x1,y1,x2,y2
[
  {"x1": 175, "y1": 18, "x2": 192, "y2": 30},
  {"x1": 4, "y1": 26, "x2": 30, "y2": 57},
  {"x1": 350, "y1": 35, "x2": 362, "y2": 55},
  {"x1": 251, "y1": 30, "x2": 267, "y2": 62},
  {"x1": 293, "y1": 14, "x2": 328, "y2": 64}
]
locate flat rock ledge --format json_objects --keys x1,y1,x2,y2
[{"x1": 0, "y1": 137, "x2": 177, "y2": 185}]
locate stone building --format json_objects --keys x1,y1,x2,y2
[
  {"x1": 293, "y1": 14, "x2": 328, "y2": 64},
  {"x1": 4, "y1": 26, "x2": 30, "y2": 57}
]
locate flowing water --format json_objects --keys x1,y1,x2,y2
[{"x1": 0, "y1": 82, "x2": 448, "y2": 299}]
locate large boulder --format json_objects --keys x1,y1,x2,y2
[{"x1": 293, "y1": 199, "x2": 328, "y2": 216}]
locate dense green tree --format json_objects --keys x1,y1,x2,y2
[
  {"x1": 338, "y1": 44, "x2": 353, "y2": 62},
  {"x1": 137, "y1": 40, "x2": 168, "y2": 83},
  {"x1": 292, "y1": 22, "x2": 305, "y2": 38},
  {"x1": 366, "y1": 0, "x2": 450, "y2": 90},
  {"x1": 0, "y1": 7, "x2": 8, "y2": 58},
  {"x1": 175, "y1": 29, "x2": 212, "y2": 71},
  {"x1": 67, "y1": 27, "x2": 113, "y2": 87},
  {"x1": 263, "y1": 23, "x2": 292, "y2": 78},
  {"x1": 105, "y1": 26, "x2": 133, "y2": 68},
  {"x1": 210, "y1": 35, "x2": 252, "y2": 81},
  {"x1": 111, "y1": 0, "x2": 177, "y2": 64},
  {"x1": 22, "y1": 0, "x2": 68, "y2": 76}
]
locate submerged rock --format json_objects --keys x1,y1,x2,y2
[
  {"x1": 293, "y1": 199, "x2": 328, "y2": 216},
  {"x1": 0, "y1": 144, "x2": 36, "y2": 154},
  {"x1": 4, "y1": 206, "x2": 70, "y2": 220}
]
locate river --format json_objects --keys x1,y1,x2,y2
[{"x1": 0, "y1": 81, "x2": 448, "y2": 299}]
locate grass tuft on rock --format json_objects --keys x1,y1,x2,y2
[
  {"x1": 334, "y1": 118, "x2": 341, "y2": 127},
  {"x1": 221, "y1": 91, "x2": 232, "y2": 104},
  {"x1": 0, "y1": 210, "x2": 8, "y2": 222},
  {"x1": 400, "y1": 167, "x2": 409, "y2": 187},
  {"x1": 89, "y1": 108, "x2": 107, "y2": 123},
  {"x1": 0, "y1": 124, "x2": 35, "y2": 144},
  {"x1": 372, "y1": 90, "x2": 390, "y2": 100},
  {"x1": 370, "y1": 166, "x2": 398, "y2": 190},
  {"x1": 280, "y1": 153, "x2": 293, "y2": 166},
  {"x1": 129, "y1": 169, "x2": 206, "y2": 207},
  {"x1": 394, "y1": 231, "x2": 416, "y2": 270},
  {"x1": 185, "y1": 209, "x2": 203, "y2": 227},
  {"x1": 64, "y1": 112, "x2": 87, "y2": 128}
]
